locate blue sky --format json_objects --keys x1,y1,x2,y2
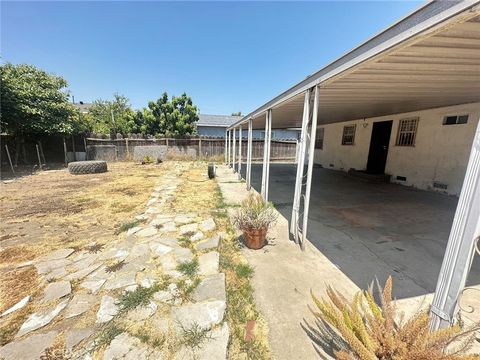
[{"x1": 2, "y1": 1, "x2": 421, "y2": 115}]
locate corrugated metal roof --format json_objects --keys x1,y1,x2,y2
[{"x1": 197, "y1": 114, "x2": 242, "y2": 127}]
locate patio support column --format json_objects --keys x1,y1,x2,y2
[
  {"x1": 246, "y1": 118, "x2": 253, "y2": 190},
  {"x1": 232, "y1": 127, "x2": 236, "y2": 172},
  {"x1": 225, "y1": 129, "x2": 228, "y2": 164},
  {"x1": 227, "y1": 130, "x2": 231, "y2": 167},
  {"x1": 290, "y1": 89, "x2": 311, "y2": 245},
  {"x1": 261, "y1": 110, "x2": 272, "y2": 201},
  {"x1": 430, "y1": 119, "x2": 480, "y2": 330},
  {"x1": 301, "y1": 85, "x2": 319, "y2": 249},
  {"x1": 238, "y1": 126, "x2": 242, "y2": 179}
]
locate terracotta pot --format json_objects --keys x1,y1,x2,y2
[{"x1": 243, "y1": 227, "x2": 267, "y2": 250}]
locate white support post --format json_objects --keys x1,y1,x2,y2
[
  {"x1": 261, "y1": 110, "x2": 272, "y2": 201},
  {"x1": 301, "y1": 86, "x2": 319, "y2": 249},
  {"x1": 227, "y1": 130, "x2": 231, "y2": 167},
  {"x1": 430, "y1": 119, "x2": 480, "y2": 330},
  {"x1": 225, "y1": 130, "x2": 228, "y2": 164},
  {"x1": 232, "y1": 127, "x2": 236, "y2": 173},
  {"x1": 238, "y1": 126, "x2": 242, "y2": 179},
  {"x1": 246, "y1": 118, "x2": 253, "y2": 190},
  {"x1": 291, "y1": 90, "x2": 311, "y2": 243},
  {"x1": 265, "y1": 110, "x2": 272, "y2": 200}
]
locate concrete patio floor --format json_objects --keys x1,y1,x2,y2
[
  {"x1": 240, "y1": 163, "x2": 480, "y2": 300},
  {"x1": 217, "y1": 163, "x2": 480, "y2": 359}
]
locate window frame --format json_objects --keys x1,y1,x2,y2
[
  {"x1": 442, "y1": 114, "x2": 469, "y2": 126},
  {"x1": 341, "y1": 124, "x2": 356, "y2": 146},
  {"x1": 395, "y1": 117, "x2": 419, "y2": 147},
  {"x1": 315, "y1": 127, "x2": 325, "y2": 149}
]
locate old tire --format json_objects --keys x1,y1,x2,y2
[
  {"x1": 208, "y1": 163, "x2": 215, "y2": 179},
  {"x1": 68, "y1": 161, "x2": 107, "y2": 175}
]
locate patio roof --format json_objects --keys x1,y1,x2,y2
[{"x1": 230, "y1": 0, "x2": 480, "y2": 130}]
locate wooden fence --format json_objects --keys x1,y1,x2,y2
[{"x1": 85, "y1": 137, "x2": 298, "y2": 161}]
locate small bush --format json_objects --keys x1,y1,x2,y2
[
  {"x1": 141, "y1": 155, "x2": 154, "y2": 164},
  {"x1": 311, "y1": 277, "x2": 480, "y2": 360}
]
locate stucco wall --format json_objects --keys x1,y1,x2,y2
[{"x1": 314, "y1": 102, "x2": 480, "y2": 196}]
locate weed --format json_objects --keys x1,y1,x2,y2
[
  {"x1": 105, "y1": 260, "x2": 126, "y2": 273},
  {"x1": 183, "y1": 231, "x2": 195, "y2": 238},
  {"x1": 86, "y1": 243, "x2": 104, "y2": 254},
  {"x1": 180, "y1": 322, "x2": 212, "y2": 350},
  {"x1": 178, "y1": 237, "x2": 193, "y2": 249},
  {"x1": 134, "y1": 327, "x2": 165, "y2": 348},
  {"x1": 96, "y1": 323, "x2": 123, "y2": 348},
  {"x1": 235, "y1": 263, "x2": 254, "y2": 279},
  {"x1": 213, "y1": 186, "x2": 228, "y2": 210},
  {"x1": 176, "y1": 259, "x2": 199, "y2": 277},
  {"x1": 115, "y1": 220, "x2": 139, "y2": 234},
  {"x1": 177, "y1": 277, "x2": 201, "y2": 301},
  {"x1": 142, "y1": 155, "x2": 155, "y2": 164},
  {"x1": 117, "y1": 280, "x2": 168, "y2": 312}
]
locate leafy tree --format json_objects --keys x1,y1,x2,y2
[
  {"x1": 231, "y1": 111, "x2": 243, "y2": 116},
  {"x1": 148, "y1": 92, "x2": 198, "y2": 137},
  {"x1": 0, "y1": 63, "x2": 79, "y2": 136},
  {"x1": 88, "y1": 93, "x2": 136, "y2": 135}
]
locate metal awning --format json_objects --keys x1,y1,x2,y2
[{"x1": 230, "y1": 1, "x2": 480, "y2": 130}]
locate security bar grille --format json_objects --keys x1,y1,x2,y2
[
  {"x1": 342, "y1": 125, "x2": 356, "y2": 145},
  {"x1": 396, "y1": 117, "x2": 419, "y2": 146}
]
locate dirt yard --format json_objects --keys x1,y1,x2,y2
[
  {"x1": 0, "y1": 161, "x2": 270, "y2": 359},
  {"x1": 0, "y1": 162, "x2": 166, "y2": 344}
]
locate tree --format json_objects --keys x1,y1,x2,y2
[
  {"x1": 0, "y1": 63, "x2": 79, "y2": 136},
  {"x1": 88, "y1": 93, "x2": 136, "y2": 135},
  {"x1": 231, "y1": 111, "x2": 243, "y2": 116},
  {"x1": 148, "y1": 92, "x2": 198, "y2": 137}
]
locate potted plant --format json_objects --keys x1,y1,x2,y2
[{"x1": 233, "y1": 194, "x2": 278, "y2": 249}]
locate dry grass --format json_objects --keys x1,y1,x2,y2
[{"x1": 0, "y1": 162, "x2": 165, "y2": 345}]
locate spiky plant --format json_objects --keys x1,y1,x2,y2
[
  {"x1": 232, "y1": 194, "x2": 277, "y2": 232},
  {"x1": 310, "y1": 277, "x2": 480, "y2": 360}
]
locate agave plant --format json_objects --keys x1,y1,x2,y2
[{"x1": 310, "y1": 277, "x2": 480, "y2": 360}]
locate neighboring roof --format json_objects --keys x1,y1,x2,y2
[
  {"x1": 197, "y1": 114, "x2": 242, "y2": 128},
  {"x1": 229, "y1": 0, "x2": 480, "y2": 129},
  {"x1": 74, "y1": 102, "x2": 93, "y2": 113}
]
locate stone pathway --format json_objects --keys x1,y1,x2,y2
[{"x1": 0, "y1": 166, "x2": 229, "y2": 360}]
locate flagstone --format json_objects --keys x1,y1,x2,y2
[
  {"x1": 0, "y1": 331, "x2": 59, "y2": 360},
  {"x1": 17, "y1": 299, "x2": 69, "y2": 337}
]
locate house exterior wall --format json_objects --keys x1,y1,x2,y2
[
  {"x1": 197, "y1": 126, "x2": 299, "y2": 140},
  {"x1": 314, "y1": 102, "x2": 480, "y2": 196}
]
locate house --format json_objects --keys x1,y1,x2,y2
[
  {"x1": 197, "y1": 114, "x2": 300, "y2": 139},
  {"x1": 73, "y1": 101, "x2": 93, "y2": 114},
  {"x1": 225, "y1": 0, "x2": 480, "y2": 334}
]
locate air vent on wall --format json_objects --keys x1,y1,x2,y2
[
  {"x1": 396, "y1": 176, "x2": 407, "y2": 181},
  {"x1": 433, "y1": 182, "x2": 448, "y2": 190}
]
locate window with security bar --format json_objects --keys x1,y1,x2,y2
[
  {"x1": 315, "y1": 128, "x2": 324, "y2": 149},
  {"x1": 341, "y1": 125, "x2": 356, "y2": 145},
  {"x1": 396, "y1": 118, "x2": 419, "y2": 146}
]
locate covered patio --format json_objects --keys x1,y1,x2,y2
[
  {"x1": 240, "y1": 163, "x2": 480, "y2": 300},
  {"x1": 225, "y1": 0, "x2": 480, "y2": 337}
]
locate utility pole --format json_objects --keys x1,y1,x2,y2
[{"x1": 111, "y1": 109, "x2": 117, "y2": 136}]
